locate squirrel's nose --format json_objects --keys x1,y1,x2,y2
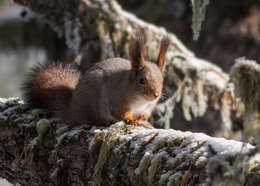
[{"x1": 154, "y1": 90, "x2": 160, "y2": 98}]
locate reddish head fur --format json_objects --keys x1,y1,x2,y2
[
  {"x1": 157, "y1": 37, "x2": 170, "y2": 71},
  {"x1": 129, "y1": 32, "x2": 146, "y2": 80}
]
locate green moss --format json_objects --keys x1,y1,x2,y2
[
  {"x1": 159, "y1": 172, "x2": 170, "y2": 185},
  {"x1": 24, "y1": 144, "x2": 34, "y2": 176},
  {"x1": 231, "y1": 59, "x2": 260, "y2": 149},
  {"x1": 136, "y1": 153, "x2": 151, "y2": 181},
  {"x1": 190, "y1": 140, "x2": 206, "y2": 153},
  {"x1": 36, "y1": 119, "x2": 51, "y2": 144},
  {"x1": 167, "y1": 172, "x2": 183, "y2": 186},
  {"x1": 13, "y1": 139, "x2": 35, "y2": 179},
  {"x1": 173, "y1": 137, "x2": 185, "y2": 146},
  {"x1": 207, "y1": 158, "x2": 229, "y2": 176},
  {"x1": 194, "y1": 156, "x2": 207, "y2": 168},
  {"x1": 148, "y1": 152, "x2": 165, "y2": 184},
  {"x1": 92, "y1": 125, "x2": 131, "y2": 186},
  {"x1": 153, "y1": 140, "x2": 166, "y2": 153}
]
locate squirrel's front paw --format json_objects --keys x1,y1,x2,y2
[
  {"x1": 124, "y1": 119, "x2": 141, "y2": 127},
  {"x1": 125, "y1": 120, "x2": 154, "y2": 128},
  {"x1": 138, "y1": 120, "x2": 154, "y2": 129}
]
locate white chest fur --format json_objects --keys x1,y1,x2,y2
[{"x1": 131, "y1": 98, "x2": 158, "y2": 119}]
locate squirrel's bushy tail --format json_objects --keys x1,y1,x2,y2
[{"x1": 23, "y1": 62, "x2": 81, "y2": 117}]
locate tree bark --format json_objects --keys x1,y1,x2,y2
[{"x1": 0, "y1": 98, "x2": 256, "y2": 185}]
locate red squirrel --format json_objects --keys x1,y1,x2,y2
[{"x1": 23, "y1": 33, "x2": 170, "y2": 127}]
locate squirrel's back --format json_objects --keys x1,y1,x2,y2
[
  {"x1": 70, "y1": 57, "x2": 132, "y2": 125},
  {"x1": 23, "y1": 62, "x2": 81, "y2": 118}
]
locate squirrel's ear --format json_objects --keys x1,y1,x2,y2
[
  {"x1": 129, "y1": 31, "x2": 146, "y2": 79},
  {"x1": 157, "y1": 37, "x2": 170, "y2": 71}
]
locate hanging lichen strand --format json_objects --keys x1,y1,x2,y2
[
  {"x1": 231, "y1": 58, "x2": 260, "y2": 149},
  {"x1": 191, "y1": 0, "x2": 210, "y2": 40}
]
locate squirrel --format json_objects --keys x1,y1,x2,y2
[{"x1": 23, "y1": 32, "x2": 170, "y2": 127}]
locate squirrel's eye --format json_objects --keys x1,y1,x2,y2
[{"x1": 139, "y1": 78, "x2": 145, "y2": 85}]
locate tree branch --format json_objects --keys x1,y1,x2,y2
[{"x1": 0, "y1": 98, "x2": 256, "y2": 185}]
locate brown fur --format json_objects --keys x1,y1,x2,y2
[
  {"x1": 23, "y1": 62, "x2": 81, "y2": 118},
  {"x1": 23, "y1": 33, "x2": 170, "y2": 127},
  {"x1": 157, "y1": 37, "x2": 170, "y2": 71},
  {"x1": 129, "y1": 32, "x2": 145, "y2": 80}
]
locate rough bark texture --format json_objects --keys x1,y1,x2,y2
[{"x1": 0, "y1": 98, "x2": 256, "y2": 185}]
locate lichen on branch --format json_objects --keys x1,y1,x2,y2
[
  {"x1": 231, "y1": 58, "x2": 260, "y2": 148},
  {"x1": 0, "y1": 98, "x2": 257, "y2": 185},
  {"x1": 191, "y1": 0, "x2": 210, "y2": 40}
]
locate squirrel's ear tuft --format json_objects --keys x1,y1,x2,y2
[
  {"x1": 129, "y1": 31, "x2": 146, "y2": 79},
  {"x1": 157, "y1": 36, "x2": 170, "y2": 71}
]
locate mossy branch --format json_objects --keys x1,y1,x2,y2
[
  {"x1": 0, "y1": 98, "x2": 257, "y2": 185},
  {"x1": 231, "y1": 58, "x2": 260, "y2": 149}
]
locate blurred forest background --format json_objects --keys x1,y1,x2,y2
[{"x1": 1, "y1": 0, "x2": 260, "y2": 137}]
